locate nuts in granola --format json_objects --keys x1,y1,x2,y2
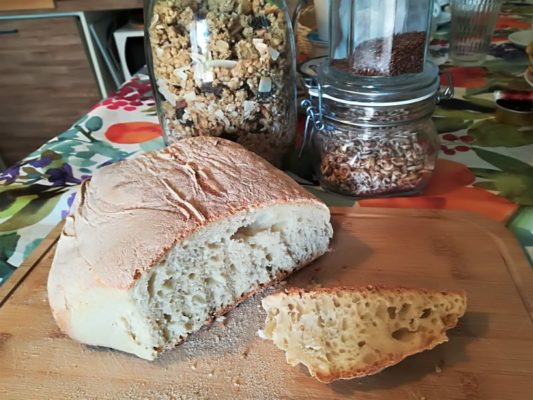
[{"x1": 147, "y1": 0, "x2": 296, "y2": 167}]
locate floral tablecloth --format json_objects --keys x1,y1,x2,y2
[{"x1": 1, "y1": 5, "x2": 532, "y2": 285}]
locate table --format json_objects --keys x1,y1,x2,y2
[{"x1": 0, "y1": 4, "x2": 532, "y2": 285}]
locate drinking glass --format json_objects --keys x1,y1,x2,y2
[{"x1": 449, "y1": 0, "x2": 503, "y2": 64}]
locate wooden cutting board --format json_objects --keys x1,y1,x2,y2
[{"x1": 1, "y1": 208, "x2": 533, "y2": 400}]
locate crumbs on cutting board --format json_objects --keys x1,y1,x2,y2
[{"x1": 115, "y1": 287, "x2": 289, "y2": 400}]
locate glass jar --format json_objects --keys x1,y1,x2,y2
[
  {"x1": 312, "y1": 98, "x2": 439, "y2": 197},
  {"x1": 144, "y1": 0, "x2": 298, "y2": 167},
  {"x1": 303, "y1": 62, "x2": 445, "y2": 198},
  {"x1": 330, "y1": 0, "x2": 434, "y2": 77}
]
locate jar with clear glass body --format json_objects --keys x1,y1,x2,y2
[
  {"x1": 144, "y1": 0, "x2": 297, "y2": 167},
  {"x1": 300, "y1": 0, "x2": 447, "y2": 197},
  {"x1": 312, "y1": 96, "x2": 439, "y2": 197},
  {"x1": 329, "y1": 0, "x2": 434, "y2": 77}
]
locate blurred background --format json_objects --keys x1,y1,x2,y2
[{"x1": 0, "y1": 0, "x2": 148, "y2": 168}]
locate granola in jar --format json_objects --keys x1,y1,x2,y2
[{"x1": 145, "y1": 0, "x2": 296, "y2": 166}]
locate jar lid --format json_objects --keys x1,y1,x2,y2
[{"x1": 308, "y1": 61, "x2": 440, "y2": 106}]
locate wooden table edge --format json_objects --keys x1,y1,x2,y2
[{"x1": 0, "y1": 221, "x2": 64, "y2": 306}]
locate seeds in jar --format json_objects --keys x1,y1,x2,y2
[
  {"x1": 148, "y1": 0, "x2": 295, "y2": 166},
  {"x1": 331, "y1": 31, "x2": 426, "y2": 77},
  {"x1": 316, "y1": 129, "x2": 434, "y2": 197}
]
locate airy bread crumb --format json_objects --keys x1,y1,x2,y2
[
  {"x1": 47, "y1": 137, "x2": 333, "y2": 361},
  {"x1": 260, "y1": 285, "x2": 467, "y2": 383}
]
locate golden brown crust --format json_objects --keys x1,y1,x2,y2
[
  {"x1": 268, "y1": 285, "x2": 466, "y2": 383},
  {"x1": 54, "y1": 137, "x2": 325, "y2": 290},
  {"x1": 278, "y1": 284, "x2": 466, "y2": 301}
]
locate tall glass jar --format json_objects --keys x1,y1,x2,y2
[
  {"x1": 299, "y1": 0, "x2": 447, "y2": 198},
  {"x1": 144, "y1": 0, "x2": 298, "y2": 167},
  {"x1": 330, "y1": 0, "x2": 434, "y2": 77}
]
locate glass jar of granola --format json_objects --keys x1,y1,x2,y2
[
  {"x1": 145, "y1": 0, "x2": 297, "y2": 167},
  {"x1": 304, "y1": 62, "x2": 446, "y2": 198}
]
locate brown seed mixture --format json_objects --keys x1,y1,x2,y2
[
  {"x1": 148, "y1": 0, "x2": 295, "y2": 166},
  {"x1": 332, "y1": 31, "x2": 426, "y2": 77},
  {"x1": 315, "y1": 127, "x2": 435, "y2": 197}
]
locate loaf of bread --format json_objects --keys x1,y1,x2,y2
[
  {"x1": 260, "y1": 286, "x2": 467, "y2": 383},
  {"x1": 47, "y1": 137, "x2": 333, "y2": 360}
]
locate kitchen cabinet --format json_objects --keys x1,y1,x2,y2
[
  {"x1": 0, "y1": 16, "x2": 101, "y2": 166},
  {"x1": 0, "y1": 0, "x2": 55, "y2": 12}
]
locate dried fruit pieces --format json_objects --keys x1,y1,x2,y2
[{"x1": 147, "y1": 0, "x2": 296, "y2": 166}]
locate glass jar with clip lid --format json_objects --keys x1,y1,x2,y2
[{"x1": 300, "y1": 0, "x2": 453, "y2": 198}]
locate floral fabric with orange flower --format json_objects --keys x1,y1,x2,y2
[
  {"x1": 0, "y1": 75, "x2": 165, "y2": 283},
  {"x1": 408, "y1": 9, "x2": 532, "y2": 262},
  {"x1": 1, "y1": 5, "x2": 533, "y2": 284}
]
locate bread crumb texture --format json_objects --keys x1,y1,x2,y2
[
  {"x1": 47, "y1": 136, "x2": 332, "y2": 361},
  {"x1": 260, "y1": 285, "x2": 467, "y2": 383},
  {"x1": 126, "y1": 290, "x2": 291, "y2": 399}
]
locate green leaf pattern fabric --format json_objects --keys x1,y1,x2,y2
[{"x1": 0, "y1": 76, "x2": 163, "y2": 282}]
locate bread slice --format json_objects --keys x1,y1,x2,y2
[
  {"x1": 260, "y1": 286, "x2": 467, "y2": 383},
  {"x1": 47, "y1": 137, "x2": 333, "y2": 360}
]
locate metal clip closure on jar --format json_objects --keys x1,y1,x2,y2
[
  {"x1": 299, "y1": 78, "x2": 325, "y2": 157},
  {"x1": 301, "y1": 62, "x2": 454, "y2": 198},
  {"x1": 301, "y1": 62, "x2": 452, "y2": 149}
]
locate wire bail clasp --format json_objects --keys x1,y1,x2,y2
[
  {"x1": 299, "y1": 79, "x2": 325, "y2": 158},
  {"x1": 437, "y1": 69, "x2": 454, "y2": 102}
]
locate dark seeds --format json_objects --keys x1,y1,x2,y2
[
  {"x1": 200, "y1": 82, "x2": 215, "y2": 93},
  {"x1": 333, "y1": 31, "x2": 426, "y2": 77},
  {"x1": 251, "y1": 15, "x2": 271, "y2": 30},
  {"x1": 240, "y1": 82, "x2": 255, "y2": 99},
  {"x1": 213, "y1": 85, "x2": 224, "y2": 98},
  {"x1": 175, "y1": 100, "x2": 187, "y2": 119},
  {"x1": 200, "y1": 82, "x2": 224, "y2": 98},
  {"x1": 175, "y1": 107, "x2": 185, "y2": 119}
]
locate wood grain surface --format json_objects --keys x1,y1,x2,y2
[
  {"x1": 0, "y1": 0, "x2": 143, "y2": 15},
  {"x1": 55, "y1": 0, "x2": 143, "y2": 12},
  {"x1": 0, "y1": 0, "x2": 55, "y2": 12},
  {"x1": 0, "y1": 17, "x2": 100, "y2": 166},
  {"x1": 1, "y1": 208, "x2": 532, "y2": 399}
]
